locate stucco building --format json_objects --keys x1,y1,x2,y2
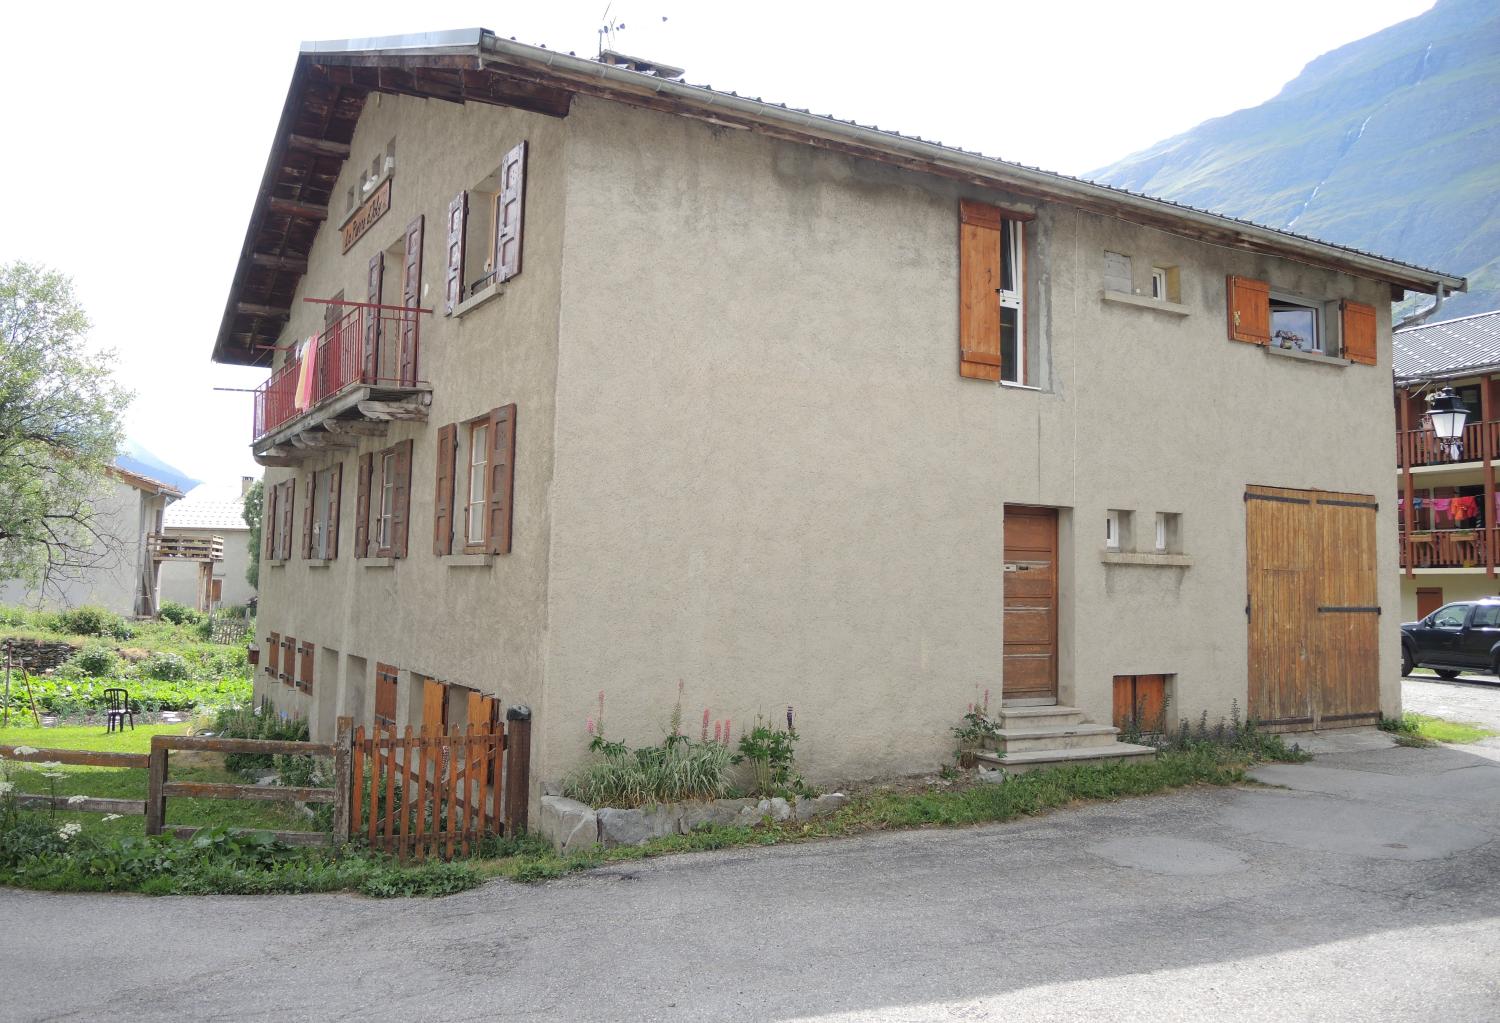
[
  {"x1": 157, "y1": 479, "x2": 258, "y2": 612},
  {"x1": 212, "y1": 31, "x2": 1465, "y2": 809},
  {"x1": 1394, "y1": 310, "x2": 1500, "y2": 622}
]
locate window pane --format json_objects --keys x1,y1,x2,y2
[
  {"x1": 1473, "y1": 604, "x2": 1500, "y2": 627},
  {"x1": 999, "y1": 220, "x2": 1015, "y2": 294},
  {"x1": 1000, "y1": 306, "x2": 1020, "y2": 383},
  {"x1": 1271, "y1": 306, "x2": 1318, "y2": 352}
]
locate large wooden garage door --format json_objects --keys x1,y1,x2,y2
[{"x1": 1246, "y1": 485, "x2": 1380, "y2": 729}]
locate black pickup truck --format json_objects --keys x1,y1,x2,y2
[{"x1": 1401, "y1": 597, "x2": 1500, "y2": 678}]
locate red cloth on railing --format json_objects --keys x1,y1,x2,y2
[{"x1": 1453, "y1": 496, "x2": 1479, "y2": 520}]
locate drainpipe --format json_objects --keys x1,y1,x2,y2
[{"x1": 1395, "y1": 284, "x2": 1446, "y2": 331}]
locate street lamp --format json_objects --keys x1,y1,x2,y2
[{"x1": 1425, "y1": 386, "x2": 1471, "y2": 460}]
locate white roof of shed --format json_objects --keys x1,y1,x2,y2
[{"x1": 162, "y1": 483, "x2": 251, "y2": 531}]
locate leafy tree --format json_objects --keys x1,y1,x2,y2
[
  {"x1": 242, "y1": 478, "x2": 263, "y2": 590},
  {"x1": 0, "y1": 262, "x2": 130, "y2": 592}
]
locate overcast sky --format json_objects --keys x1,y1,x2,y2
[{"x1": 0, "y1": 0, "x2": 1435, "y2": 486}]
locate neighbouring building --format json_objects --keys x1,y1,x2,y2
[
  {"x1": 211, "y1": 30, "x2": 1466, "y2": 813},
  {"x1": 0, "y1": 465, "x2": 182, "y2": 617},
  {"x1": 157, "y1": 478, "x2": 258, "y2": 612},
  {"x1": 1394, "y1": 309, "x2": 1500, "y2": 621}
]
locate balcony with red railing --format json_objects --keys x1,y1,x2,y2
[
  {"x1": 1396, "y1": 419, "x2": 1500, "y2": 470},
  {"x1": 1399, "y1": 527, "x2": 1492, "y2": 570},
  {"x1": 251, "y1": 300, "x2": 429, "y2": 449}
]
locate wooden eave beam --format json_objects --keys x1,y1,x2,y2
[
  {"x1": 267, "y1": 197, "x2": 329, "y2": 221},
  {"x1": 287, "y1": 133, "x2": 350, "y2": 159},
  {"x1": 250, "y1": 253, "x2": 309, "y2": 273},
  {"x1": 236, "y1": 302, "x2": 290, "y2": 319}
]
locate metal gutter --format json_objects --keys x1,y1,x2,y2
[{"x1": 477, "y1": 32, "x2": 1466, "y2": 295}]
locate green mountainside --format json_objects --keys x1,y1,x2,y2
[{"x1": 1088, "y1": 0, "x2": 1500, "y2": 317}]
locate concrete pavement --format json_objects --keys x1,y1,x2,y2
[{"x1": 3, "y1": 740, "x2": 1499, "y2": 1021}]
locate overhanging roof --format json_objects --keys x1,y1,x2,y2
[
  {"x1": 213, "y1": 27, "x2": 1469, "y2": 367},
  {"x1": 1394, "y1": 310, "x2": 1500, "y2": 385}
]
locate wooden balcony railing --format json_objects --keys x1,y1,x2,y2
[
  {"x1": 252, "y1": 301, "x2": 424, "y2": 442},
  {"x1": 1398, "y1": 528, "x2": 1492, "y2": 570},
  {"x1": 148, "y1": 534, "x2": 224, "y2": 562},
  {"x1": 1397, "y1": 420, "x2": 1496, "y2": 469}
]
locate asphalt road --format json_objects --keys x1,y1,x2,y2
[{"x1": 4, "y1": 733, "x2": 1499, "y2": 1022}]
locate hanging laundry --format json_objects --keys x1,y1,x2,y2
[{"x1": 1453, "y1": 496, "x2": 1479, "y2": 520}]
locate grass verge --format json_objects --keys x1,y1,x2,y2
[{"x1": 1380, "y1": 712, "x2": 1497, "y2": 746}]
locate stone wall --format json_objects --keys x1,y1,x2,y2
[
  {"x1": 538, "y1": 792, "x2": 849, "y2": 854},
  {"x1": 1, "y1": 640, "x2": 77, "y2": 673}
]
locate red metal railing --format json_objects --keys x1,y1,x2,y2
[
  {"x1": 252, "y1": 301, "x2": 425, "y2": 441},
  {"x1": 1396, "y1": 420, "x2": 1491, "y2": 468},
  {"x1": 1399, "y1": 528, "x2": 1492, "y2": 570}
]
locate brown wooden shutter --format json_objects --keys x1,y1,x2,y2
[
  {"x1": 391, "y1": 438, "x2": 413, "y2": 558},
  {"x1": 327, "y1": 461, "x2": 342, "y2": 558},
  {"x1": 433, "y1": 423, "x2": 458, "y2": 555},
  {"x1": 1226, "y1": 275, "x2": 1271, "y2": 345},
  {"x1": 958, "y1": 200, "x2": 1002, "y2": 381},
  {"x1": 267, "y1": 632, "x2": 280, "y2": 677},
  {"x1": 301, "y1": 472, "x2": 315, "y2": 559},
  {"x1": 279, "y1": 480, "x2": 294, "y2": 561},
  {"x1": 484, "y1": 404, "x2": 517, "y2": 554},
  {"x1": 374, "y1": 664, "x2": 398, "y2": 731},
  {"x1": 444, "y1": 192, "x2": 468, "y2": 315},
  {"x1": 364, "y1": 251, "x2": 384, "y2": 383},
  {"x1": 423, "y1": 678, "x2": 448, "y2": 730},
  {"x1": 1342, "y1": 299, "x2": 1377, "y2": 366},
  {"x1": 354, "y1": 453, "x2": 372, "y2": 559},
  {"x1": 400, "y1": 216, "x2": 424, "y2": 386},
  {"x1": 281, "y1": 636, "x2": 295, "y2": 685},
  {"x1": 264, "y1": 483, "x2": 278, "y2": 559},
  {"x1": 496, "y1": 141, "x2": 527, "y2": 282},
  {"x1": 299, "y1": 641, "x2": 314, "y2": 693}
]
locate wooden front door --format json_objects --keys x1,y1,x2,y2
[
  {"x1": 1003, "y1": 505, "x2": 1059, "y2": 701},
  {"x1": 1246, "y1": 485, "x2": 1380, "y2": 729},
  {"x1": 1416, "y1": 587, "x2": 1444, "y2": 620}
]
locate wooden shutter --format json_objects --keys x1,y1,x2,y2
[
  {"x1": 327, "y1": 462, "x2": 342, "y2": 558},
  {"x1": 433, "y1": 423, "x2": 458, "y2": 555},
  {"x1": 267, "y1": 632, "x2": 280, "y2": 677},
  {"x1": 301, "y1": 472, "x2": 315, "y2": 559},
  {"x1": 400, "y1": 216, "x2": 424, "y2": 386},
  {"x1": 364, "y1": 251, "x2": 384, "y2": 383},
  {"x1": 264, "y1": 483, "x2": 278, "y2": 559},
  {"x1": 299, "y1": 641, "x2": 314, "y2": 693},
  {"x1": 1342, "y1": 299, "x2": 1377, "y2": 366},
  {"x1": 423, "y1": 678, "x2": 448, "y2": 731},
  {"x1": 496, "y1": 141, "x2": 527, "y2": 282},
  {"x1": 279, "y1": 480, "x2": 294, "y2": 561},
  {"x1": 354, "y1": 452, "x2": 372, "y2": 558},
  {"x1": 374, "y1": 663, "x2": 398, "y2": 732},
  {"x1": 484, "y1": 404, "x2": 517, "y2": 555},
  {"x1": 281, "y1": 636, "x2": 295, "y2": 685},
  {"x1": 391, "y1": 438, "x2": 413, "y2": 558},
  {"x1": 958, "y1": 200, "x2": 1002, "y2": 381},
  {"x1": 444, "y1": 192, "x2": 468, "y2": 315},
  {"x1": 1227, "y1": 275, "x2": 1271, "y2": 345}
]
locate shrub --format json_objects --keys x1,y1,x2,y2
[
  {"x1": 66, "y1": 643, "x2": 119, "y2": 678},
  {"x1": 140, "y1": 651, "x2": 191, "y2": 681},
  {"x1": 0, "y1": 604, "x2": 32, "y2": 628},
  {"x1": 739, "y1": 721, "x2": 808, "y2": 797},
  {"x1": 214, "y1": 702, "x2": 311, "y2": 777},
  {"x1": 564, "y1": 735, "x2": 736, "y2": 808},
  {"x1": 53, "y1": 605, "x2": 134, "y2": 639},
  {"x1": 158, "y1": 601, "x2": 203, "y2": 626}
]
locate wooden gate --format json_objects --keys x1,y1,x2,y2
[{"x1": 1246, "y1": 485, "x2": 1381, "y2": 729}]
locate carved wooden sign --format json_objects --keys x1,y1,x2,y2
[{"x1": 341, "y1": 177, "x2": 392, "y2": 253}]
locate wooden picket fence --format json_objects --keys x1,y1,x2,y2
[{"x1": 352, "y1": 711, "x2": 532, "y2": 862}]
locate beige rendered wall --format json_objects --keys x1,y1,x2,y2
[
  {"x1": 539, "y1": 96, "x2": 1402, "y2": 790},
  {"x1": 1400, "y1": 574, "x2": 1500, "y2": 622},
  {"x1": 157, "y1": 528, "x2": 254, "y2": 610},
  {"x1": 250, "y1": 92, "x2": 567, "y2": 744}
]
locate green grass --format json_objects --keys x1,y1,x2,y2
[
  {"x1": 1405, "y1": 713, "x2": 1498, "y2": 745},
  {"x1": 1, "y1": 723, "x2": 306, "y2": 838},
  {"x1": 477, "y1": 748, "x2": 1271, "y2": 883}
]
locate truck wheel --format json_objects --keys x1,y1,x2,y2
[
  {"x1": 1435, "y1": 668, "x2": 1462, "y2": 680},
  {"x1": 1402, "y1": 647, "x2": 1414, "y2": 677}
]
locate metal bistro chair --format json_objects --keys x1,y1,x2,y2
[{"x1": 104, "y1": 688, "x2": 136, "y2": 734}]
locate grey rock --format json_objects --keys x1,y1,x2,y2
[
  {"x1": 597, "y1": 804, "x2": 683, "y2": 847},
  {"x1": 977, "y1": 767, "x2": 1008, "y2": 785},
  {"x1": 794, "y1": 793, "x2": 849, "y2": 821},
  {"x1": 681, "y1": 798, "x2": 753, "y2": 832},
  {"x1": 538, "y1": 796, "x2": 599, "y2": 854},
  {"x1": 734, "y1": 797, "x2": 792, "y2": 826}
]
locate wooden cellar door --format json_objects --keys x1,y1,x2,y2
[{"x1": 1003, "y1": 505, "x2": 1059, "y2": 701}]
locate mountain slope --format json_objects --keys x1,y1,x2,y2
[
  {"x1": 1088, "y1": 0, "x2": 1500, "y2": 317},
  {"x1": 116, "y1": 438, "x2": 200, "y2": 495}
]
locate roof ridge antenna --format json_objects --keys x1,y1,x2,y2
[{"x1": 595, "y1": 6, "x2": 682, "y2": 78}]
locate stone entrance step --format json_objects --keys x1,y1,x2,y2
[
  {"x1": 992, "y1": 723, "x2": 1122, "y2": 754},
  {"x1": 974, "y1": 742, "x2": 1157, "y2": 774},
  {"x1": 979, "y1": 704, "x2": 1156, "y2": 773},
  {"x1": 995, "y1": 704, "x2": 1089, "y2": 731}
]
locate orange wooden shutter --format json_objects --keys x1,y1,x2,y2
[
  {"x1": 299, "y1": 641, "x2": 315, "y2": 693},
  {"x1": 327, "y1": 461, "x2": 342, "y2": 558},
  {"x1": 423, "y1": 678, "x2": 448, "y2": 730},
  {"x1": 1342, "y1": 300, "x2": 1377, "y2": 366},
  {"x1": 354, "y1": 453, "x2": 372, "y2": 558},
  {"x1": 374, "y1": 664, "x2": 398, "y2": 731},
  {"x1": 433, "y1": 423, "x2": 458, "y2": 555},
  {"x1": 959, "y1": 199, "x2": 1002, "y2": 381},
  {"x1": 497, "y1": 141, "x2": 527, "y2": 282},
  {"x1": 399, "y1": 216, "x2": 424, "y2": 386},
  {"x1": 301, "y1": 472, "x2": 315, "y2": 559},
  {"x1": 1226, "y1": 275, "x2": 1271, "y2": 345},
  {"x1": 484, "y1": 404, "x2": 517, "y2": 555},
  {"x1": 391, "y1": 439, "x2": 413, "y2": 558},
  {"x1": 364, "y1": 251, "x2": 383, "y2": 383},
  {"x1": 444, "y1": 192, "x2": 468, "y2": 315}
]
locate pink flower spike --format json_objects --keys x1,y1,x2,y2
[
  {"x1": 724, "y1": 717, "x2": 731, "y2": 742},
  {"x1": 983, "y1": 689, "x2": 991, "y2": 714},
  {"x1": 586, "y1": 717, "x2": 596, "y2": 735},
  {"x1": 714, "y1": 720, "x2": 723, "y2": 744},
  {"x1": 701, "y1": 707, "x2": 711, "y2": 742}
]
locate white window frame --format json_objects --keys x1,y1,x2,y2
[
  {"x1": 999, "y1": 220, "x2": 1025, "y2": 385},
  {"x1": 465, "y1": 421, "x2": 489, "y2": 550},
  {"x1": 377, "y1": 452, "x2": 396, "y2": 551},
  {"x1": 310, "y1": 469, "x2": 329, "y2": 559},
  {"x1": 1106, "y1": 510, "x2": 1122, "y2": 551},
  {"x1": 1269, "y1": 291, "x2": 1324, "y2": 354},
  {"x1": 1151, "y1": 267, "x2": 1168, "y2": 301},
  {"x1": 1155, "y1": 512, "x2": 1167, "y2": 552}
]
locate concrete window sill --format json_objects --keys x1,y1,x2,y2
[
  {"x1": 306, "y1": 559, "x2": 333, "y2": 570},
  {"x1": 362, "y1": 558, "x2": 396, "y2": 569},
  {"x1": 1101, "y1": 289, "x2": 1190, "y2": 316},
  {"x1": 266, "y1": 559, "x2": 286, "y2": 569},
  {"x1": 1102, "y1": 551, "x2": 1193, "y2": 567},
  {"x1": 1000, "y1": 381, "x2": 1045, "y2": 393},
  {"x1": 1264, "y1": 345, "x2": 1349, "y2": 367},
  {"x1": 454, "y1": 282, "x2": 503, "y2": 318},
  {"x1": 443, "y1": 553, "x2": 494, "y2": 568}
]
